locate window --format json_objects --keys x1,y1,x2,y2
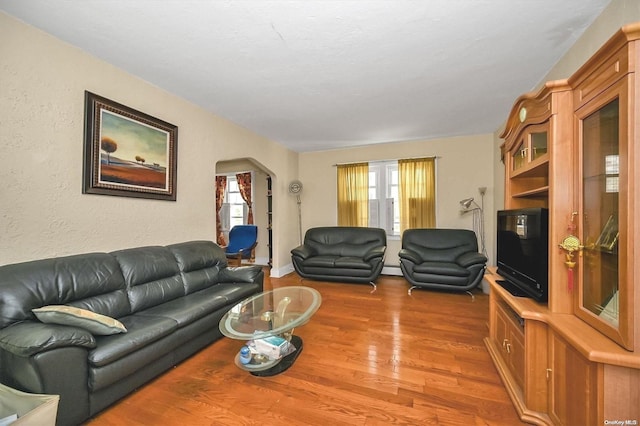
[
  {"x1": 220, "y1": 176, "x2": 249, "y2": 232},
  {"x1": 337, "y1": 158, "x2": 436, "y2": 235},
  {"x1": 605, "y1": 154, "x2": 619, "y2": 193},
  {"x1": 368, "y1": 161, "x2": 399, "y2": 236}
]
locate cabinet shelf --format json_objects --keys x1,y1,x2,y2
[
  {"x1": 511, "y1": 186, "x2": 549, "y2": 198},
  {"x1": 511, "y1": 156, "x2": 549, "y2": 178}
]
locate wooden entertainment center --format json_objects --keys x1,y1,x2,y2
[{"x1": 485, "y1": 24, "x2": 640, "y2": 425}]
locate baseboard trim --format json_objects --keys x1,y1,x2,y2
[
  {"x1": 270, "y1": 263, "x2": 294, "y2": 278},
  {"x1": 382, "y1": 265, "x2": 403, "y2": 276}
]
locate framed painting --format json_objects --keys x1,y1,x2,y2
[{"x1": 83, "y1": 91, "x2": 178, "y2": 200}]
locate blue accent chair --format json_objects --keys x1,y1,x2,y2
[{"x1": 225, "y1": 225, "x2": 258, "y2": 266}]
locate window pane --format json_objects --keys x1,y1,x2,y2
[
  {"x1": 228, "y1": 193, "x2": 243, "y2": 204},
  {"x1": 228, "y1": 180, "x2": 239, "y2": 192},
  {"x1": 230, "y1": 205, "x2": 244, "y2": 217},
  {"x1": 369, "y1": 172, "x2": 376, "y2": 186}
]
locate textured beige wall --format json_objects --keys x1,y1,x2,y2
[
  {"x1": 542, "y1": 0, "x2": 640, "y2": 84},
  {"x1": 0, "y1": 12, "x2": 300, "y2": 273},
  {"x1": 299, "y1": 134, "x2": 496, "y2": 267}
]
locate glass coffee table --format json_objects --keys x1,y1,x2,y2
[{"x1": 219, "y1": 286, "x2": 321, "y2": 376}]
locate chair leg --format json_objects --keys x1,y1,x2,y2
[
  {"x1": 408, "y1": 285, "x2": 418, "y2": 295},
  {"x1": 369, "y1": 281, "x2": 377, "y2": 294},
  {"x1": 465, "y1": 290, "x2": 476, "y2": 301}
]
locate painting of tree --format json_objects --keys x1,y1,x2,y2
[{"x1": 83, "y1": 91, "x2": 178, "y2": 201}]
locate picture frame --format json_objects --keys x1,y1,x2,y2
[{"x1": 83, "y1": 91, "x2": 178, "y2": 201}]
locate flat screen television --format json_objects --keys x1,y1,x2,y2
[{"x1": 496, "y1": 208, "x2": 549, "y2": 302}]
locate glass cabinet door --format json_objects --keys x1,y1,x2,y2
[
  {"x1": 531, "y1": 131, "x2": 548, "y2": 161},
  {"x1": 512, "y1": 140, "x2": 526, "y2": 171},
  {"x1": 581, "y1": 99, "x2": 619, "y2": 323},
  {"x1": 576, "y1": 83, "x2": 631, "y2": 350}
]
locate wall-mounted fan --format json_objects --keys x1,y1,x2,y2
[
  {"x1": 288, "y1": 180, "x2": 303, "y2": 196},
  {"x1": 289, "y1": 180, "x2": 303, "y2": 244}
]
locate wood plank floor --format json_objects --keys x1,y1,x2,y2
[{"x1": 86, "y1": 271, "x2": 525, "y2": 425}]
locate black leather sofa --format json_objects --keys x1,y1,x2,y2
[
  {"x1": 291, "y1": 227, "x2": 386, "y2": 288},
  {"x1": 399, "y1": 228, "x2": 487, "y2": 295},
  {"x1": 0, "y1": 240, "x2": 263, "y2": 426}
]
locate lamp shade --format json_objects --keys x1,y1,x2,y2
[{"x1": 459, "y1": 198, "x2": 474, "y2": 209}]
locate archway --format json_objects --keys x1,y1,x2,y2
[{"x1": 215, "y1": 158, "x2": 275, "y2": 267}]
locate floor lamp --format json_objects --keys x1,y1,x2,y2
[
  {"x1": 288, "y1": 180, "x2": 303, "y2": 245},
  {"x1": 459, "y1": 187, "x2": 487, "y2": 257}
]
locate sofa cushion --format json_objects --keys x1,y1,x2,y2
[
  {"x1": 88, "y1": 315, "x2": 177, "y2": 367},
  {"x1": 414, "y1": 262, "x2": 470, "y2": 277},
  {"x1": 32, "y1": 306, "x2": 127, "y2": 335},
  {"x1": 303, "y1": 267, "x2": 375, "y2": 278},
  {"x1": 303, "y1": 255, "x2": 339, "y2": 268},
  {"x1": 167, "y1": 241, "x2": 226, "y2": 294},
  {"x1": 111, "y1": 246, "x2": 184, "y2": 313},
  {"x1": 0, "y1": 253, "x2": 127, "y2": 328},
  {"x1": 212, "y1": 282, "x2": 265, "y2": 304},
  {"x1": 410, "y1": 271, "x2": 470, "y2": 287},
  {"x1": 334, "y1": 257, "x2": 373, "y2": 270},
  {"x1": 402, "y1": 228, "x2": 479, "y2": 264},
  {"x1": 134, "y1": 288, "x2": 229, "y2": 327}
]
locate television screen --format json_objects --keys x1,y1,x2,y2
[{"x1": 496, "y1": 208, "x2": 549, "y2": 301}]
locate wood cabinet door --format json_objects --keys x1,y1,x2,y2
[
  {"x1": 573, "y1": 76, "x2": 633, "y2": 350},
  {"x1": 508, "y1": 326, "x2": 526, "y2": 390},
  {"x1": 548, "y1": 332, "x2": 598, "y2": 426},
  {"x1": 495, "y1": 306, "x2": 508, "y2": 355},
  {"x1": 495, "y1": 303, "x2": 526, "y2": 389}
]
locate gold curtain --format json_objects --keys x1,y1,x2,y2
[
  {"x1": 337, "y1": 162, "x2": 369, "y2": 227},
  {"x1": 399, "y1": 157, "x2": 435, "y2": 231}
]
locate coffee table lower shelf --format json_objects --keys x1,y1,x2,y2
[{"x1": 235, "y1": 335, "x2": 304, "y2": 377}]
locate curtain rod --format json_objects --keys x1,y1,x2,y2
[
  {"x1": 215, "y1": 170, "x2": 254, "y2": 176},
  {"x1": 332, "y1": 156, "x2": 440, "y2": 167}
]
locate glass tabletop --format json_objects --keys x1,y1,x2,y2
[{"x1": 219, "y1": 286, "x2": 322, "y2": 340}]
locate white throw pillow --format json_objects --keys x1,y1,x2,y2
[{"x1": 33, "y1": 305, "x2": 127, "y2": 335}]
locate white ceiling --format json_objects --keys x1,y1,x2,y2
[{"x1": 1, "y1": 0, "x2": 611, "y2": 152}]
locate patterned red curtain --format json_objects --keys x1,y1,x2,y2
[
  {"x1": 215, "y1": 176, "x2": 227, "y2": 245},
  {"x1": 236, "y1": 172, "x2": 254, "y2": 224}
]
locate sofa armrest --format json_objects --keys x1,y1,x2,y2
[
  {"x1": 456, "y1": 252, "x2": 488, "y2": 268},
  {"x1": 291, "y1": 245, "x2": 315, "y2": 260},
  {"x1": 398, "y1": 248, "x2": 422, "y2": 265},
  {"x1": 363, "y1": 245, "x2": 386, "y2": 262},
  {"x1": 218, "y1": 265, "x2": 264, "y2": 284},
  {"x1": 0, "y1": 321, "x2": 96, "y2": 357}
]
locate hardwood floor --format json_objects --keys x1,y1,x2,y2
[{"x1": 86, "y1": 271, "x2": 524, "y2": 425}]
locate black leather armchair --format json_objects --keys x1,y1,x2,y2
[
  {"x1": 399, "y1": 228, "x2": 487, "y2": 295},
  {"x1": 291, "y1": 227, "x2": 386, "y2": 290}
]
